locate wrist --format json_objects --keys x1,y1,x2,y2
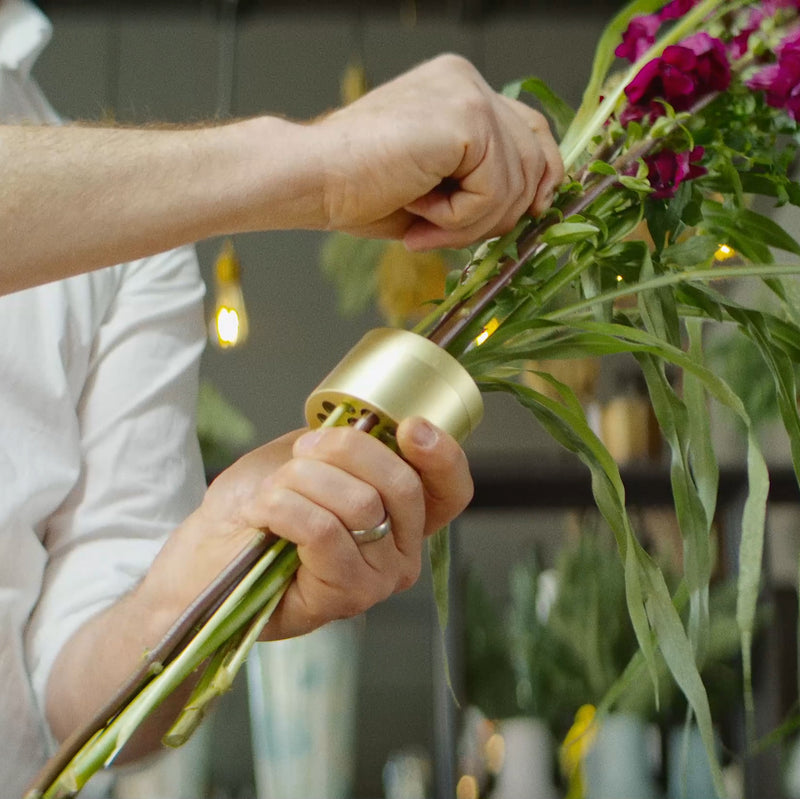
[{"x1": 223, "y1": 115, "x2": 328, "y2": 233}]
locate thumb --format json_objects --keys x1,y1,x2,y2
[{"x1": 396, "y1": 417, "x2": 474, "y2": 537}]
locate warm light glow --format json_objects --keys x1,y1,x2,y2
[
  {"x1": 714, "y1": 243, "x2": 736, "y2": 261},
  {"x1": 475, "y1": 317, "x2": 500, "y2": 346},
  {"x1": 485, "y1": 732, "x2": 505, "y2": 775},
  {"x1": 210, "y1": 238, "x2": 249, "y2": 349},
  {"x1": 616, "y1": 274, "x2": 624, "y2": 282},
  {"x1": 216, "y1": 307, "x2": 241, "y2": 347},
  {"x1": 456, "y1": 775, "x2": 479, "y2": 799}
]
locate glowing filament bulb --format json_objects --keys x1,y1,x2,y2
[
  {"x1": 210, "y1": 239, "x2": 249, "y2": 349},
  {"x1": 475, "y1": 317, "x2": 500, "y2": 346},
  {"x1": 216, "y1": 307, "x2": 241, "y2": 346}
]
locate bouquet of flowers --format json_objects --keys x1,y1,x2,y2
[{"x1": 27, "y1": 0, "x2": 800, "y2": 796}]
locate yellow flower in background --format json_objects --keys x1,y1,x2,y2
[
  {"x1": 376, "y1": 241, "x2": 448, "y2": 327},
  {"x1": 560, "y1": 704, "x2": 598, "y2": 799},
  {"x1": 340, "y1": 60, "x2": 368, "y2": 105}
]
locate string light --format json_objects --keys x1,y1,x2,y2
[
  {"x1": 210, "y1": 238, "x2": 249, "y2": 349},
  {"x1": 475, "y1": 317, "x2": 500, "y2": 346},
  {"x1": 714, "y1": 242, "x2": 736, "y2": 261}
]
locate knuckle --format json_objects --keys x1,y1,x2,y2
[
  {"x1": 348, "y1": 485, "x2": 384, "y2": 526},
  {"x1": 387, "y1": 463, "x2": 423, "y2": 505},
  {"x1": 527, "y1": 108, "x2": 549, "y2": 130},
  {"x1": 306, "y1": 507, "x2": 342, "y2": 546},
  {"x1": 317, "y1": 426, "x2": 353, "y2": 458},
  {"x1": 257, "y1": 483, "x2": 289, "y2": 518},
  {"x1": 434, "y1": 52, "x2": 474, "y2": 75}
]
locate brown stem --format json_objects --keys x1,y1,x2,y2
[
  {"x1": 27, "y1": 403, "x2": 383, "y2": 799},
  {"x1": 24, "y1": 531, "x2": 271, "y2": 798}
]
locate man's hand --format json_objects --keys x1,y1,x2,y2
[
  {"x1": 147, "y1": 417, "x2": 472, "y2": 640},
  {"x1": 311, "y1": 53, "x2": 564, "y2": 250}
]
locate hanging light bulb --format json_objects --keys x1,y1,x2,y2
[{"x1": 210, "y1": 238, "x2": 249, "y2": 349}]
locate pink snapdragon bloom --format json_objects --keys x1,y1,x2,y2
[
  {"x1": 659, "y1": 0, "x2": 702, "y2": 20},
  {"x1": 622, "y1": 32, "x2": 731, "y2": 123},
  {"x1": 644, "y1": 146, "x2": 707, "y2": 199},
  {"x1": 616, "y1": 14, "x2": 662, "y2": 62},
  {"x1": 746, "y1": 27, "x2": 800, "y2": 120},
  {"x1": 763, "y1": 0, "x2": 800, "y2": 10},
  {"x1": 615, "y1": 0, "x2": 701, "y2": 63},
  {"x1": 730, "y1": 8, "x2": 766, "y2": 60},
  {"x1": 732, "y1": 2, "x2": 800, "y2": 59}
]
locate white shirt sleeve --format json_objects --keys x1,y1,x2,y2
[{"x1": 24, "y1": 244, "x2": 207, "y2": 737}]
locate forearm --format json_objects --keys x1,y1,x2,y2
[
  {"x1": 43, "y1": 558, "x2": 199, "y2": 761},
  {"x1": 0, "y1": 116, "x2": 324, "y2": 295}
]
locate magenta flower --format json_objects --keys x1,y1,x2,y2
[
  {"x1": 659, "y1": 0, "x2": 701, "y2": 20},
  {"x1": 763, "y1": 0, "x2": 800, "y2": 10},
  {"x1": 615, "y1": 1, "x2": 705, "y2": 63},
  {"x1": 622, "y1": 32, "x2": 731, "y2": 123},
  {"x1": 616, "y1": 14, "x2": 662, "y2": 62},
  {"x1": 644, "y1": 145, "x2": 707, "y2": 199},
  {"x1": 746, "y1": 28, "x2": 800, "y2": 120},
  {"x1": 729, "y1": 8, "x2": 766, "y2": 59}
]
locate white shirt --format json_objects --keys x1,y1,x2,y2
[{"x1": 0, "y1": 2, "x2": 207, "y2": 794}]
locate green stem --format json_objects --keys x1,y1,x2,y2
[
  {"x1": 37, "y1": 539, "x2": 296, "y2": 798},
  {"x1": 163, "y1": 559, "x2": 295, "y2": 747},
  {"x1": 412, "y1": 219, "x2": 530, "y2": 338},
  {"x1": 31, "y1": 403, "x2": 372, "y2": 799},
  {"x1": 546, "y1": 263, "x2": 800, "y2": 323}
]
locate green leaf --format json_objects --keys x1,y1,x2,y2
[
  {"x1": 618, "y1": 175, "x2": 654, "y2": 194},
  {"x1": 478, "y1": 374, "x2": 725, "y2": 787},
  {"x1": 430, "y1": 526, "x2": 451, "y2": 633},
  {"x1": 319, "y1": 232, "x2": 385, "y2": 316},
  {"x1": 662, "y1": 235, "x2": 719, "y2": 268},
  {"x1": 540, "y1": 220, "x2": 600, "y2": 245},
  {"x1": 429, "y1": 526, "x2": 459, "y2": 702},
  {"x1": 702, "y1": 204, "x2": 800, "y2": 261},
  {"x1": 505, "y1": 76, "x2": 575, "y2": 140},
  {"x1": 636, "y1": 350, "x2": 711, "y2": 667},
  {"x1": 568, "y1": 0, "x2": 676, "y2": 140},
  {"x1": 588, "y1": 161, "x2": 618, "y2": 177}
]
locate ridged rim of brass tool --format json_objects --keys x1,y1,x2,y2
[{"x1": 305, "y1": 328, "x2": 483, "y2": 443}]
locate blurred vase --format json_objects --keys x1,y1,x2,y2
[
  {"x1": 667, "y1": 724, "x2": 722, "y2": 799},
  {"x1": 584, "y1": 714, "x2": 659, "y2": 799},
  {"x1": 113, "y1": 719, "x2": 211, "y2": 799},
  {"x1": 492, "y1": 717, "x2": 558, "y2": 799},
  {"x1": 246, "y1": 617, "x2": 362, "y2": 799}
]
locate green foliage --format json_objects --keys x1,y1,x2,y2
[
  {"x1": 196, "y1": 380, "x2": 256, "y2": 473},
  {"x1": 319, "y1": 3, "x2": 800, "y2": 794}
]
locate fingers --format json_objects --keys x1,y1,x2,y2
[
  {"x1": 402, "y1": 93, "x2": 564, "y2": 251},
  {"x1": 239, "y1": 421, "x2": 471, "y2": 639},
  {"x1": 315, "y1": 53, "x2": 563, "y2": 249},
  {"x1": 395, "y1": 417, "x2": 474, "y2": 536},
  {"x1": 241, "y1": 427, "x2": 424, "y2": 636}
]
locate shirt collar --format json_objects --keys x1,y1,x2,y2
[{"x1": 0, "y1": 0, "x2": 52, "y2": 75}]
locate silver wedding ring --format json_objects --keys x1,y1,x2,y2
[{"x1": 350, "y1": 513, "x2": 393, "y2": 544}]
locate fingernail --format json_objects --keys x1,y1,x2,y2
[
  {"x1": 410, "y1": 418, "x2": 438, "y2": 449},
  {"x1": 294, "y1": 429, "x2": 323, "y2": 455}
]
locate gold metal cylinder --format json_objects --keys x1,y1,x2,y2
[{"x1": 305, "y1": 328, "x2": 483, "y2": 444}]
